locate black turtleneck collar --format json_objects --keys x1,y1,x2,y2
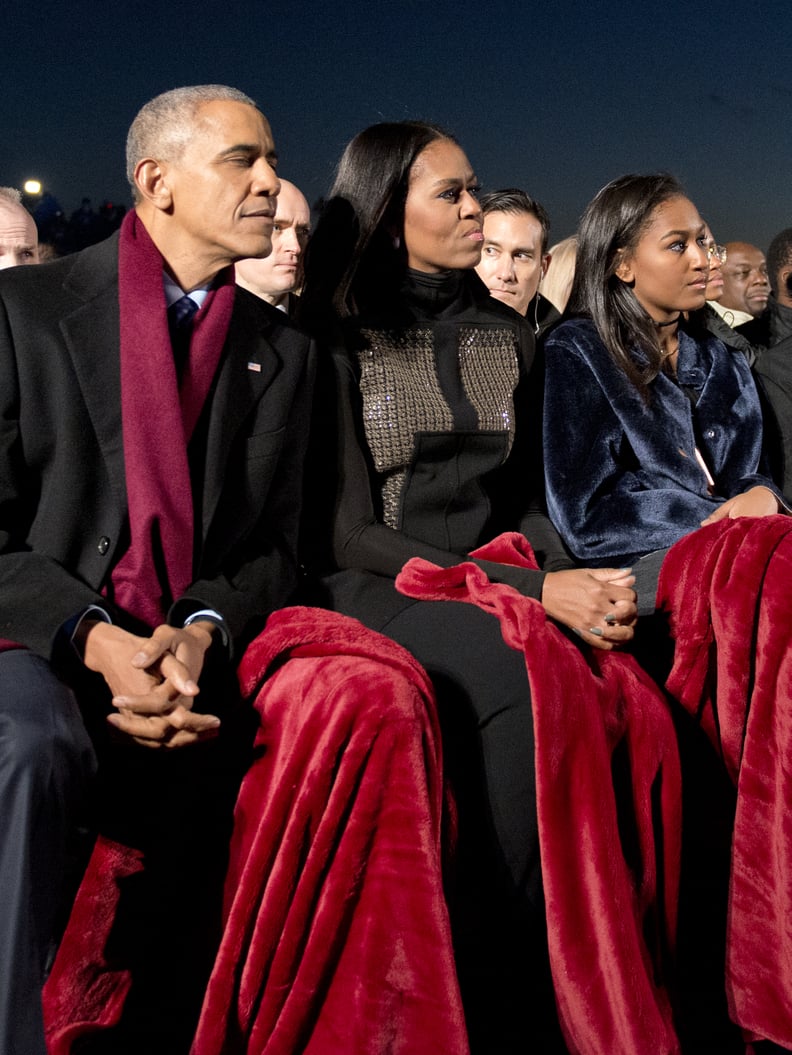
[{"x1": 401, "y1": 268, "x2": 467, "y2": 319}]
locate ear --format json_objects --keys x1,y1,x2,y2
[
  {"x1": 780, "y1": 267, "x2": 792, "y2": 294},
  {"x1": 541, "y1": 252, "x2": 552, "y2": 279},
  {"x1": 614, "y1": 248, "x2": 635, "y2": 284},
  {"x1": 134, "y1": 158, "x2": 173, "y2": 211}
]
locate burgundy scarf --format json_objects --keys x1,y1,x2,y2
[{"x1": 111, "y1": 211, "x2": 235, "y2": 628}]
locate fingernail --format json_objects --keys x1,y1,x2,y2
[
  {"x1": 572, "y1": 628, "x2": 584, "y2": 639},
  {"x1": 589, "y1": 627, "x2": 604, "y2": 637},
  {"x1": 603, "y1": 614, "x2": 618, "y2": 624},
  {"x1": 132, "y1": 651, "x2": 148, "y2": 665}
]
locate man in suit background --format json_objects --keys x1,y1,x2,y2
[
  {"x1": 0, "y1": 84, "x2": 313, "y2": 1054},
  {"x1": 235, "y1": 177, "x2": 311, "y2": 317},
  {"x1": 473, "y1": 188, "x2": 559, "y2": 337}
]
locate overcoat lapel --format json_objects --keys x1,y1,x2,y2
[{"x1": 59, "y1": 235, "x2": 128, "y2": 514}]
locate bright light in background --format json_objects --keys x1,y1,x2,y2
[{"x1": 23, "y1": 179, "x2": 42, "y2": 195}]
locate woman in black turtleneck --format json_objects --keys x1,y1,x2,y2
[{"x1": 299, "y1": 122, "x2": 637, "y2": 1053}]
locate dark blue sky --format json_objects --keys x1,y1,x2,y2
[{"x1": 5, "y1": 0, "x2": 791, "y2": 248}]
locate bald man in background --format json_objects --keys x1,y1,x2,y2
[
  {"x1": 0, "y1": 187, "x2": 39, "y2": 269},
  {"x1": 235, "y1": 178, "x2": 310, "y2": 316}
]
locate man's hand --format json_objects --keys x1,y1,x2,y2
[
  {"x1": 130, "y1": 621, "x2": 216, "y2": 694},
  {"x1": 82, "y1": 620, "x2": 220, "y2": 749},
  {"x1": 541, "y1": 567, "x2": 637, "y2": 650},
  {"x1": 700, "y1": 486, "x2": 781, "y2": 526}
]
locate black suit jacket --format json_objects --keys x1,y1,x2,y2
[{"x1": 0, "y1": 232, "x2": 314, "y2": 660}]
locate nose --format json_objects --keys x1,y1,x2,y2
[
  {"x1": 460, "y1": 190, "x2": 482, "y2": 220},
  {"x1": 692, "y1": 241, "x2": 708, "y2": 270},
  {"x1": 495, "y1": 255, "x2": 517, "y2": 283},
  {"x1": 251, "y1": 157, "x2": 280, "y2": 197},
  {"x1": 750, "y1": 268, "x2": 770, "y2": 288},
  {"x1": 281, "y1": 227, "x2": 302, "y2": 256}
]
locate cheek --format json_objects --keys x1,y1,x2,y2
[
  {"x1": 636, "y1": 260, "x2": 671, "y2": 291},
  {"x1": 520, "y1": 261, "x2": 540, "y2": 284}
]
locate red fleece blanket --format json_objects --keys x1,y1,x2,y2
[
  {"x1": 191, "y1": 606, "x2": 467, "y2": 1054},
  {"x1": 396, "y1": 533, "x2": 683, "y2": 1055},
  {"x1": 657, "y1": 516, "x2": 792, "y2": 1049},
  {"x1": 43, "y1": 607, "x2": 467, "y2": 1055}
]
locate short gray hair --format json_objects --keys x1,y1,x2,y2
[
  {"x1": 125, "y1": 84, "x2": 257, "y2": 201},
  {"x1": 0, "y1": 187, "x2": 23, "y2": 206}
]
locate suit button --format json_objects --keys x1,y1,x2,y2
[
  {"x1": 97, "y1": 536, "x2": 111, "y2": 555},
  {"x1": 704, "y1": 429, "x2": 716, "y2": 439}
]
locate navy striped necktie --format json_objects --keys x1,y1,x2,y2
[{"x1": 168, "y1": 294, "x2": 199, "y2": 372}]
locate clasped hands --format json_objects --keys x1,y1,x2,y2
[
  {"x1": 541, "y1": 567, "x2": 637, "y2": 651},
  {"x1": 82, "y1": 620, "x2": 221, "y2": 748}
]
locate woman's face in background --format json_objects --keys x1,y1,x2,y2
[
  {"x1": 615, "y1": 195, "x2": 709, "y2": 324},
  {"x1": 402, "y1": 139, "x2": 484, "y2": 273},
  {"x1": 704, "y1": 224, "x2": 725, "y2": 302}
]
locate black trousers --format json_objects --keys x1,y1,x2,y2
[
  {"x1": 0, "y1": 650, "x2": 96, "y2": 1055},
  {"x1": 0, "y1": 643, "x2": 255, "y2": 1055}
]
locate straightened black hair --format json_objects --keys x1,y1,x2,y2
[
  {"x1": 568, "y1": 172, "x2": 687, "y2": 400},
  {"x1": 300, "y1": 121, "x2": 455, "y2": 325},
  {"x1": 479, "y1": 188, "x2": 551, "y2": 255}
]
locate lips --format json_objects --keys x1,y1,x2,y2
[{"x1": 243, "y1": 207, "x2": 276, "y2": 221}]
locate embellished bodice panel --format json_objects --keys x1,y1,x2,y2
[{"x1": 355, "y1": 320, "x2": 520, "y2": 530}]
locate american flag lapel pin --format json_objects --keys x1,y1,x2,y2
[{"x1": 247, "y1": 361, "x2": 262, "y2": 373}]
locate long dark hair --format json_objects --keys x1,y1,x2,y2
[
  {"x1": 301, "y1": 121, "x2": 455, "y2": 323},
  {"x1": 569, "y1": 173, "x2": 687, "y2": 398}
]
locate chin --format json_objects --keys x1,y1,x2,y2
[
  {"x1": 239, "y1": 238, "x2": 273, "y2": 261},
  {"x1": 488, "y1": 290, "x2": 511, "y2": 306}
]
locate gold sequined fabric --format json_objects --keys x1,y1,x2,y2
[
  {"x1": 458, "y1": 326, "x2": 519, "y2": 435},
  {"x1": 357, "y1": 325, "x2": 519, "y2": 528}
]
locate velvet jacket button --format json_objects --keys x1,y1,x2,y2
[{"x1": 97, "y1": 536, "x2": 110, "y2": 555}]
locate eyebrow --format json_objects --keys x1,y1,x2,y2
[
  {"x1": 484, "y1": 238, "x2": 535, "y2": 253},
  {"x1": 662, "y1": 225, "x2": 705, "y2": 239},
  {"x1": 430, "y1": 174, "x2": 477, "y2": 189},
  {"x1": 217, "y1": 143, "x2": 279, "y2": 164}
]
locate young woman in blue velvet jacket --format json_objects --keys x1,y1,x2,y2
[{"x1": 543, "y1": 173, "x2": 783, "y2": 581}]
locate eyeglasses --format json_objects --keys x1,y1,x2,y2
[{"x1": 707, "y1": 244, "x2": 727, "y2": 263}]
